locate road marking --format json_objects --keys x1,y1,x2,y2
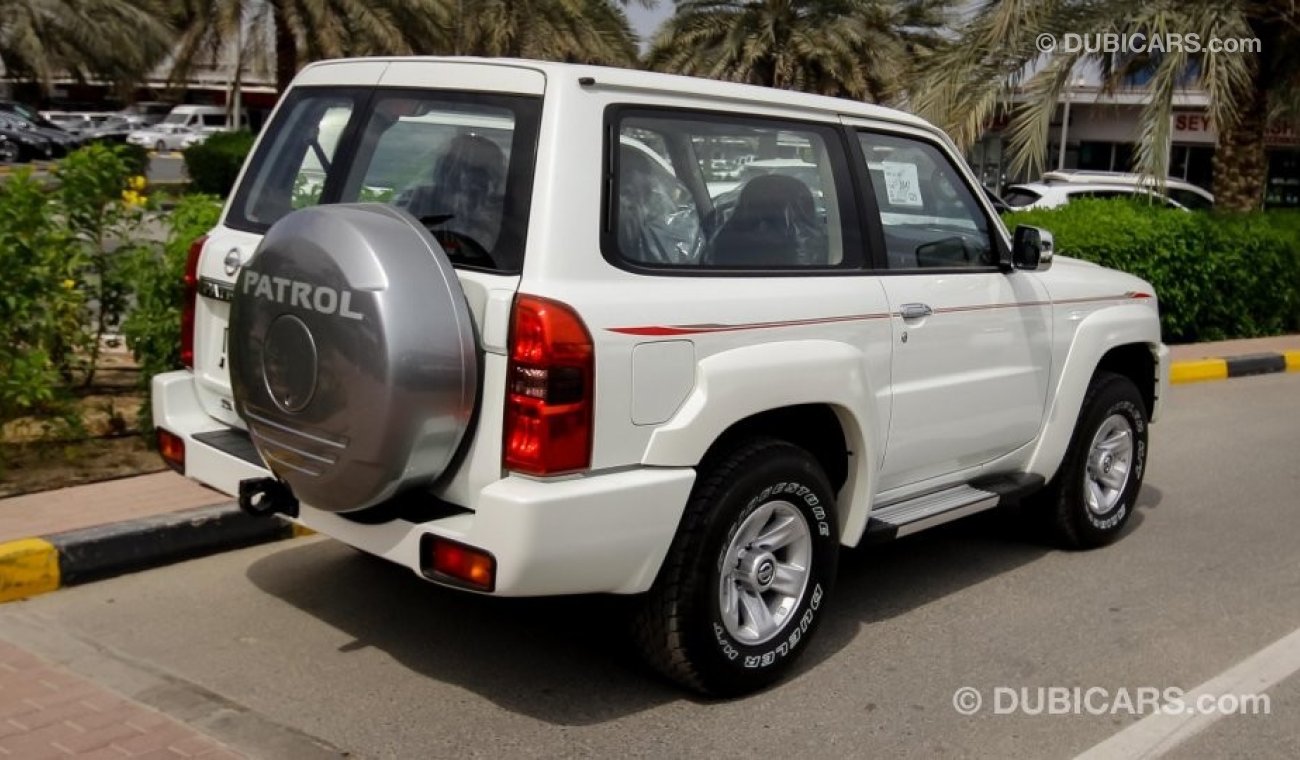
[
  {"x1": 1074, "y1": 625, "x2": 1300, "y2": 760},
  {"x1": 1170, "y1": 359, "x2": 1228, "y2": 384},
  {"x1": 0, "y1": 538, "x2": 60, "y2": 603}
]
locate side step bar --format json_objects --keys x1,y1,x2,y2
[{"x1": 866, "y1": 474, "x2": 1044, "y2": 541}]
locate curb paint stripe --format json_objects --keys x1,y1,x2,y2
[{"x1": 0, "y1": 539, "x2": 60, "y2": 603}]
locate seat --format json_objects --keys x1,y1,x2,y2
[{"x1": 705, "y1": 174, "x2": 825, "y2": 267}]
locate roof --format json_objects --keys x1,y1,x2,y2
[{"x1": 297, "y1": 56, "x2": 933, "y2": 132}]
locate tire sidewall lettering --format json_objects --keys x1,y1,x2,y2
[
  {"x1": 1081, "y1": 397, "x2": 1146, "y2": 530},
  {"x1": 710, "y1": 473, "x2": 832, "y2": 673}
]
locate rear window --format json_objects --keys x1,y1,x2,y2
[{"x1": 228, "y1": 87, "x2": 541, "y2": 274}]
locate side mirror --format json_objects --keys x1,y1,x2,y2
[{"x1": 1012, "y1": 225, "x2": 1054, "y2": 271}]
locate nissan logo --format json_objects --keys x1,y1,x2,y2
[{"x1": 223, "y1": 248, "x2": 243, "y2": 277}]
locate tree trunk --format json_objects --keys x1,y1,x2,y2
[
  {"x1": 1212, "y1": 80, "x2": 1269, "y2": 213},
  {"x1": 273, "y1": 2, "x2": 298, "y2": 93}
]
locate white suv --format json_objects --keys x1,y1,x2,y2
[{"x1": 154, "y1": 57, "x2": 1170, "y2": 695}]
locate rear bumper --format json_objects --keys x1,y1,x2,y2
[{"x1": 153, "y1": 370, "x2": 696, "y2": 596}]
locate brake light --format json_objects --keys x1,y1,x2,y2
[
  {"x1": 503, "y1": 294, "x2": 594, "y2": 475},
  {"x1": 180, "y1": 235, "x2": 207, "y2": 369}
]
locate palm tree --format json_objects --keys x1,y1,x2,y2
[
  {"x1": 169, "y1": 0, "x2": 648, "y2": 95},
  {"x1": 0, "y1": 0, "x2": 171, "y2": 92},
  {"x1": 646, "y1": 0, "x2": 949, "y2": 103},
  {"x1": 911, "y1": 1, "x2": 1300, "y2": 212},
  {"x1": 456, "y1": 0, "x2": 641, "y2": 66},
  {"x1": 167, "y1": 0, "x2": 453, "y2": 94}
]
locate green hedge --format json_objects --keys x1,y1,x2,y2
[
  {"x1": 183, "y1": 131, "x2": 254, "y2": 196},
  {"x1": 1004, "y1": 200, "x2": 1300, "y2": 343}
]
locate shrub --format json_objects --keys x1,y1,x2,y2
[
  {"x1": 117, "y1": 143, "x2": 150, "y2": 177},
  {"x1": 0, "y1": 170, "x2": 82, "y2": 451},
  {"x1": 1004, "y1": 200, "x2": 1300, "y2": 343},
  {"x1": 54, "y1": 143, "x2": 153, "y2": 385},
  {"x1": 184, "y1": 131, "x2": 255, "y2": 196},
  {"x1": 121, "y1": 194, "x2": 223, "y2": 433}
]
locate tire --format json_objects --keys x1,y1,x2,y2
[
  {"x1": 632, "y1": 438, "x2": 839, "y2": 696},
  {"x1": 155, "y1": 140, "x2": 167, "y2": 153},
  {"x1": 0, "y1": 141, "x2": 17, "y2": 164},
  {"x1": 1043, "y1": 371, "x2": 1148, "y2": 549}
]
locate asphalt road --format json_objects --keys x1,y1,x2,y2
[
  {"x1": 2, "y1": 373, "x2": 1298, "y2": 759},
  {"x1": 148, "y1": 154, "x2": 186, "y2": 184}
]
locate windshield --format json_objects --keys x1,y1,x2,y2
[
  {"x1": 162, "y1": 112, "x2": 189, "y2": 125},
  {"x1": 229, "y1": 87, "x2": 541, "y2": 274},
  {"x1": 1003, "y1": 188, "x2": 1042, "y2": 208}
]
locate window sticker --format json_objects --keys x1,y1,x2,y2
[{"x1": 881, "y1": 161, "x2": 923, "y2": 207}]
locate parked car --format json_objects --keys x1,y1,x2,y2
[
  {"x1": 1003, "y1": 181, "x2": 1189, "y2": 210},
  {"x1": 119, "y1": 101, "x2": 175, "y2": 127},
  {"x1": 127, "y1": 123, "x2": 197, "y2": 152},
  {"x1": 161, "y1": 105, "x2": 248, "y2": 134},
  {"x1": 156, "y1": 57, "x2": 1169, "y2": 697},
  {"x1": 1041, "y1": 170, "x2": 1214, "y2": 210},
  {"x1": 180, "y1": 131, "x2": 212, "y2": 150},
  {"x1": 0, "y1": 121, "x2": 54, "y2": 162},
  {"x1": 80, "y1": 116, "x2": 135, "y2": 144},
  {"x1": 0, "y1": 113, "x2": 70, "y2": 157}
]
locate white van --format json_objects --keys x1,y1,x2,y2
[{"x1": 160, "y1": 105, "x2": 248, "y2": 133}]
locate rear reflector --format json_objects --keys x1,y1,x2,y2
[
  {"x1": 421, "y1": 536, "x2": 495, "y2": 592},
  {"x1": 157, "y1": 428, "x2": 185, "y2": 474}
]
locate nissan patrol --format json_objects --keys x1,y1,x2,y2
[{"x1": 153, "y1": 57, "x2": 1170, "y2": 695}]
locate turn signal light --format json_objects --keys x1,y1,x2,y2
[
  {"x1": 180, "y1": 235, "x2": 208, "y2": 368},
  {"x1": 157, "y1": 428, "x2": 185, "y2": 473},
  {"x1": 422, "y1": 536, "x2": 495, "y2": 592}
]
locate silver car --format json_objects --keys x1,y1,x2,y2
[{"x1": 127, "y1": 123, "x2": 195, "y2": 152}]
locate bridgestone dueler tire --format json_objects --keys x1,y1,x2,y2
[
  {"x1": 632, "y1": 438, "x2": 839, "y2": 696},
  {"x1": 1044, "y1": 371, "x2": 1149, "y2": 549}
]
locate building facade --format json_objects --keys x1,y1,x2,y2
[{"x1": 968, "y1": 85, "x2": 1300, "y2": 208}]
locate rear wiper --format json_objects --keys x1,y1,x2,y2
[{"x1": 418, "y1": 214, "x2": 454, "y2": 227}]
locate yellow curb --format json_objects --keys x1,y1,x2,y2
[
  {"x1": 291, "y1": 524, "x2": 316, "y2": 537},
  {"x1": 1285, "y1": 351, "x2": 1300, "y2": 372},
  {"x1": 1170, "y1": 359, "x2": 1229, "y2": 384},
  {"x1": 0, "y1": 538, "x2": 60, "y2": 603}
]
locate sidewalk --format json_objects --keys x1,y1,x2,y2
[
  {"x1": 0, "y1": 473, "x2": 226, "y2": 545},
  {"x1": 0, "y1": 638, "x2": 242, "y2": 758}
]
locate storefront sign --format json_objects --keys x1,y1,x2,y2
[{"x1": 1172, "y1": 113, "x2": 1299, "y2": 147}]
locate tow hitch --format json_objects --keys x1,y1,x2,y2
[{"x1": 238, "y1": 477, "x2": 300, "y2": 519}]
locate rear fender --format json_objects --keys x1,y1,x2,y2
[{"x1": 641, "y1": 340, "x2": 880, "y2": 546}]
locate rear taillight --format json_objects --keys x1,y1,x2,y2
[
  {"x1": 180, "y1": 235, "x2": 207, "y2": 369},
  {"x1": 503, "y1": 294, "x2": 594, "y2": 475}
]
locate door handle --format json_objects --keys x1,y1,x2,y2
[{"x1": 899, "y1": 303, "x2": 933, "y2": 320}]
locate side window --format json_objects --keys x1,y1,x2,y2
[
  {"x1": 609, "y1": 111, "x2": 852, "y2": 270},
  {"x1": 857, "y1": 132, "x2": 996, "y2": 270},
  {"x1": 202, "y1": 113, "x2": 226, "y2": 127}
]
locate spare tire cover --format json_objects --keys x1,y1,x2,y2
[{"x1": 229, "y1": 203, "x2": 478, "y2": 512}]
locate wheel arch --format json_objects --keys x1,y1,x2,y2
[
  {"x1": 1026, "y1": 305, "x2": 1162, "y2": 482},
  {"x1": 640, "y1": 339, "x2": 880, "y2": 546}
]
